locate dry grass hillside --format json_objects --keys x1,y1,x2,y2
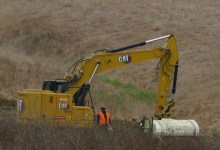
[{"x1": 0, "y1": 0, "x2": 220, "y2": 141}]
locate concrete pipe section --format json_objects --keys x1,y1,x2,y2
[
  {"x1": 153, "y1": 119, "x2": 199, "y2": 136},
  {"x1": 139, "y1": 117, "x2": 199, "y2": 136}
]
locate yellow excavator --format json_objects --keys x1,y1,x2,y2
[{"x1": 17, "y1": 34, "x2": 199, "y2": 136}]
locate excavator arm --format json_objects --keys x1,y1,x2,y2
[{"x1": 64, "y1": 35, "x2": 178, "y2": 119}]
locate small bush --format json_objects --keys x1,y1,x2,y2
[
  {"x1": 131, "y1": 89, "x2": 155, "y2": 101},
  {"x1": 99, "y1": 76, "x2": 136, "y2": 90}
]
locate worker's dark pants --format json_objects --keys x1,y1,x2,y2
[{"x1": 99, "y1": 124, "x2": 110, "y2": 131}]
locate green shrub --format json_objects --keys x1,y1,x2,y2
[{"x1": 98, "y1": 75, "x2": 156, "y2": 102}]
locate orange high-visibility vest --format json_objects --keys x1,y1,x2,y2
[{"x1": 98, "y1": 112, "x2": 110, "y2": 125}]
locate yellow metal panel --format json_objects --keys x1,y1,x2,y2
[
  {"x1": 83, "y1": 107, "x2": 94, "y2": 121},
  {"x1": 18, "y1": 91, "x2": 41, "y2": 120},
  {"x1": 71, "y1": 106, "x2": 94, "y2": 127},
  {"x1": 41, "y1": 92, "x2": 57, "y2": 120},
  {"x1": 56, "y1": 93, "x2": 72, "y2": 119},
  {"x1": 82, "y1": 107, "x2": 94, "y2": 127}
]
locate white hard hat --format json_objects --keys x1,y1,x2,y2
[{"x1": 101, "y1": 104, "x2": 106, "y2": 109}]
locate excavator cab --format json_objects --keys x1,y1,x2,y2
[
  {"x1": 42, "y1": 80, "x2": 93, "y2": 107},
  {"x1": 42, "y1": 79, "x2": 66, "y2": 93}
]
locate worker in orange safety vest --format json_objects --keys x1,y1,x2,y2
[{"x1": 97, "y1": 105, "x2": 111, "y2": 128}]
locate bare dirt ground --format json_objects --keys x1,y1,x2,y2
[{"x1": 0, "y1": 0, "x2": 220, "y2": 141}]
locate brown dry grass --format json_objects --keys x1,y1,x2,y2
[
  {"x1": 0, "y1": 109, "x2": 219, "y2": 150},
  {"x1": 0, "y1": 0, "x2": 220, "y2": 142}
]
